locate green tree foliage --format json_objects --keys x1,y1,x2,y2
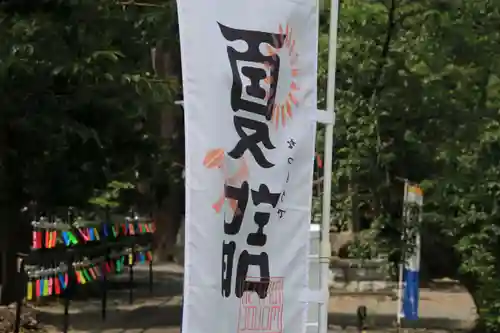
[
  {"x1": 0, "y1": 0, "x2": 177, "y2": 211},
  {"x1": 0, "y1": 0, "x2": 180, "y2": 303},
  {"x1": 320, "y1": 0, "x2": 500, "y2": 330},
  {"x1": 4, "y1": 0, "x2": 500, "y2": 329}
]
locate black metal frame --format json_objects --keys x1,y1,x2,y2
[{"x1": 13, "y1": 214, "x2": 154, "y2": 333}]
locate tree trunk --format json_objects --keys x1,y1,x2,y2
[
  {"x1": 0, "y1": 125, "x2": 30, "y2": 304},
  {"x1": 0, "y1": 205, "x2": 29, "y2": 305},
  {"x1": 153, "y1": 195, "x2": 182, "y2": 262},
  {"x1": 150, "y1": 40, "x2": 184, "y2": 262},
  {"x1": 460, "y1": 274, "x2": 482, "y2": 332}
]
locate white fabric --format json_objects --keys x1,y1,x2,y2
[
  {"x1": 177, "y1": 1, "x2": 318, "y2": 332},
  {"x1": 405, "y1": 186, "x2": 423, "y2": 271}
]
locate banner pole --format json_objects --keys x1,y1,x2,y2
[
  {"x1": 397, "y1": 180, "x2": 409, "y2": 330},
  {"x1": 319, "y1": 0, "x2": 339, "y2": 332}
]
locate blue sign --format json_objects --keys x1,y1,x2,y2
[{"x1": 402, "y1": 267, "x2": 419, "y2": 320}]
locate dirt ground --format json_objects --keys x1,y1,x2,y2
[{"x1": 33, "y1": 264, "x2": 475, "y2": 333}]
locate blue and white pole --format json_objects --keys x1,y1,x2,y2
[{"x1": 399, "y1": 184, "x2": 423, "y2": 323}]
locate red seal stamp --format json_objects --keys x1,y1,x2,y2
[{"x1": 237, "y1": 277, "x2": 284, "y2": 333}]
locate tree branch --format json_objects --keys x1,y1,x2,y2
[
  {"x1": 476, "y1": 68, "x2": 491, "y2": 116},
  {"x1": 370, "y1": 0, "x2": 397, "y2": 98},
  {"x1": 118, "y1": 1, "x2": 165, "y2": 7},
  {"x1": 368, "y1": 0, "x2": 398, "y2": 198}
]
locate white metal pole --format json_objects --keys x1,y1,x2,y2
[
  {"x1": 397, "y1": 181, "x2": 409, "y2": 329},
  {"x1": 397, "y1": 260, "x2": 404, "y2": 328},
  {"x1": 319, "y1": 0, "x2": 339, "y2": 332}
]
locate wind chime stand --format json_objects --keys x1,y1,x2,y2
[{"x1": 14, "y1": 255, "x2": 27, "y2": 333}]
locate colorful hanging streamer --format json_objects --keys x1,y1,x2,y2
[{"x1": 62, "y1": 231, "x2": 78, "y2": 246}]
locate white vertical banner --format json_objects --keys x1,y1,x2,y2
[
  {"x1": 177, "y1": 1, "x2": 318, "y2": 333},
  {"x1": 401, "y1": 185, "x2": 423, "y2": 321}
]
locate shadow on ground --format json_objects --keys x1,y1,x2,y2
[
  {"x1": 40, "y1": 303, "x2": 471, "y2": 333},
  {"x1": 36, "y1": 266, "x2": 473, "y2": 332},
  {"x1": 40, "y1": 304, "x2": 183, "y2": 333}
]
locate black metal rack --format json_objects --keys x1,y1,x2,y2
[{"x1": 14, "y1": 213, "x2": 155, "y2": 333}]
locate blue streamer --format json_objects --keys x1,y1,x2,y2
[
  {"x1": 62, "y1": 232, "x2": 69, "y2": 246},
  {"x1": 39, "y1": 278, "x2": 44, "y2": 296},
  {"x1": 58, "y1": 273, "x2": 65, "y2": 289}
]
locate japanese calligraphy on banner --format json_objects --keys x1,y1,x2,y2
[{"x1": 177, "y1": 1, "x2": 318, "y2": 333}]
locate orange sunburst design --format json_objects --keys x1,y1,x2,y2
[
  {"x1": 286, "y1": 28, "x2": 292, "y2": 47},
  {"x1": 264, "y1": 23, "x2": 301, "y2": 129},
  {"x1": 266, "y1": 44, "x2": 277, "y2": 58},
  {"x1": 281, "y1": 105, "x2": 286, "y2": 127},
  {"x1": 203, "y1": 149, "x2": 249, "y2": 215},
  {"x1": 203, "y1": 148, "x2": 225, "y2": 169},
  {"x1": 286, "y1": 100, "x2": 292, "y2": 117}
]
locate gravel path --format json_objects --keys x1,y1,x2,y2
[{"x1": 35, "y1": 263, "x2": 474, "y2": 333}]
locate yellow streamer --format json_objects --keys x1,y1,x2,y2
[
  {"x1": 43, "y1": 278, "x2": 49, "y2": 296},
  {"x1": 79, "y1": 271, "x2": 86, "y2": 284},
  {"x1": 27, "y1": 282, "x2": 33, "y2": 300}
]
